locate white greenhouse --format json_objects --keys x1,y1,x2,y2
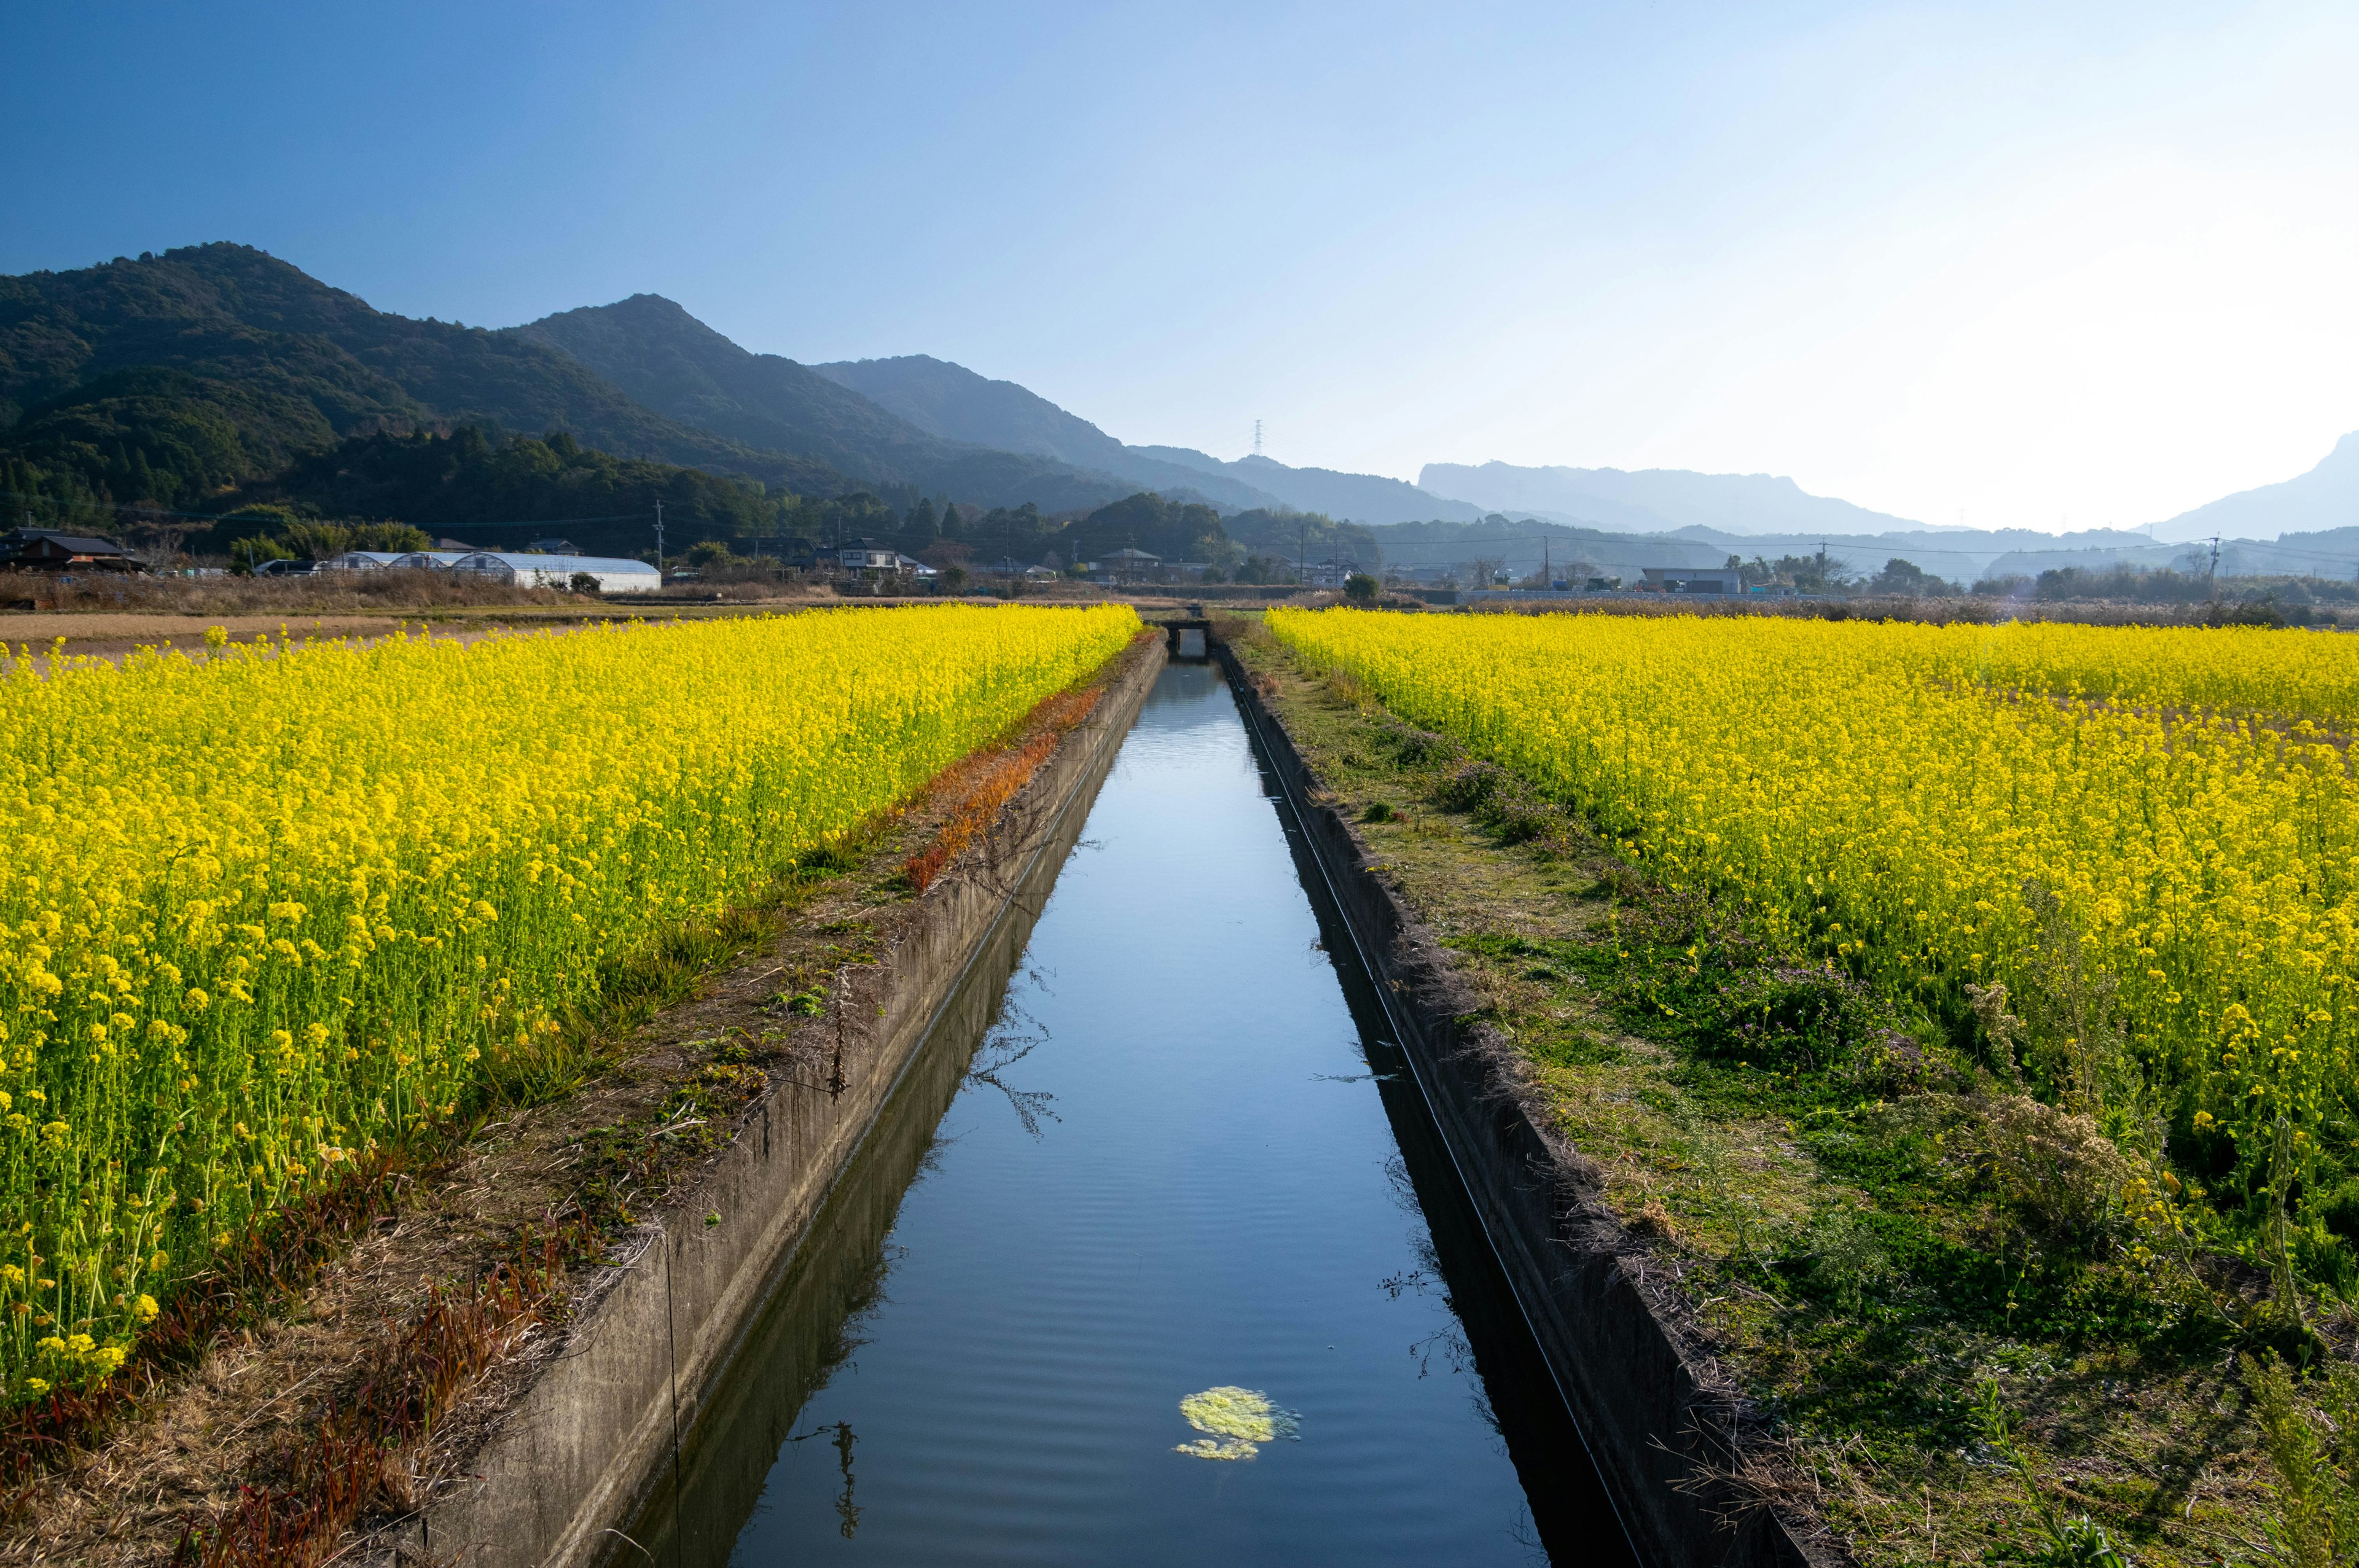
[
  {"x1": 386, "y1": 550, "x2": 480, "y2": 571},
  {"x1": 321, "y1": 550, "x2": 409, "y2": 571},
  {"x1": 448, "y1": 551, "x2": 661, "y2": 594}
]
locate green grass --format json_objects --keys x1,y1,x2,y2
[{"x1": 1229, "y1": 625, "x2": 2290, "y2": 1568}]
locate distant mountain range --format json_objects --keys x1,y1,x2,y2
[
  {"x1": 3, "y1": 243, "x2": 2352, "y2": 569},
  {"x1": 813, "y1": 354, "x2": 1483, "y2": 523},
  {"x1": 1416, "y1": 460, "x2": 1927, "y2": 536},
  {"x1": 808, "y1": 354, "x2": 1280, "y2": 512},
  {"x1": 2144, "y1": 432, "x2": 2359, "y2": 544},
  {"x1": 1358, "y1": 517, "x2": 2180, "y2": 587}
]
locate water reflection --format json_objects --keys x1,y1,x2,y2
[{"x1": 615, "y1": 663, "x2": 1630, "y2": 1567}]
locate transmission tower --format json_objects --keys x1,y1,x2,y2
[{"x1": 1253, "y1": 419, "x2": 1264, "y2": 457}]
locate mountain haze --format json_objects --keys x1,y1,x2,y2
[
  {"x1": 1132, "y1": 448, "x2": 1481, "y2": 524},
  {"x1": 1418, "y1": 460, "x2": 1924, "y2": 536},
  {"x1": 815, "y1": 353, "x2": 1481, "y2": 522},
  {"x1": 2145, "y1": 432, "x2": 2359, "y2": 544},
  {"x1": 806, "y1": 354, "x2": 1271, "y2": 510}
]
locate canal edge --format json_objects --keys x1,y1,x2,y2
[
  {"x1": 1213, "y1": 632, "x2": 1829, "y2": 1568},
  {"x1": 381, "y1": 634, "x2": 1168, "y2": 1568}
]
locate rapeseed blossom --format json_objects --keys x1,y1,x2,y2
[
  {"x1": 1270, "y1": 609, "x2": 2359, "y2": 1243},
  {"x1": 0, "y1": 605, "x2": 1135, "y2": 1400}
]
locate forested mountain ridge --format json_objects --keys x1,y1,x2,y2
[
  {"x1": 811, "y1": 353, "x2": 1283, "y2": 511},
  {"x1": 515, "y1": 297, "x2": 1172, "y2": 513},
  {"x1": 0, "y1": 244, "x2": 846, "y2": 512},
  {"x1": 512, "y1": 297, "x2": 951, "y2": 484}
]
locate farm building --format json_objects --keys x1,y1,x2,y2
[
  {"x1": 388, "y1": 550, "x2": 487, "y2": 571},
  {"x1": 0, "y1": 528, "x2": 143, "y2": 572},
  {"x1": 449, "y1": 551, "x2": 660, "y2": 593},
  {"x1": 1640, "y1": 566, "x2": 1743, "y2": 594}
]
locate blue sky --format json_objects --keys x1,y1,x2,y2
[{"x1": 6, "y1": 1, "x2": 2355, "y2": 530}]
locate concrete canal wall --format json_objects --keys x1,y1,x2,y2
[
  {"x1": 1218, "y1": 638, "x2": 1823, "y2": 1568},
  {"x1": 387, "y1": 638, "x2": 1165, "y2": 1568}
]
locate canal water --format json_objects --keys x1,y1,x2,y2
[{"x1": 623, "y1": 661, "x2": 1629, "y2": 1566}]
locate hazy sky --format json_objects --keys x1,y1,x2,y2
[{"x1": 6, "y1": 1, "x2": 2354, "y2": 531}]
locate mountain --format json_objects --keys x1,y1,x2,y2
[
  {"x1": 517, "y1": 300, "x2": 1157, "y2": 513},
  {"x1": 2145, "y1": 432, "x2": 2359, "y2": 544},
  {"x1": 810, "y1": 354, "x2": 1283, "y2": 511},
  {"x1": 1365, "y1": 517, "x2": 2169, "y2": 587},
  {"x1": 1417, "y1": 460, "x2": 1923, "y2": 536},
  {"x1": 0, "y1": 244, "x2": 847, "y2": 509},
  {"x1": 811, "y1": 352, "x2": 1486, "y2": 522},
  {"x1": 1132, "y1": 448, "x2": 1481, "y2": 524}
]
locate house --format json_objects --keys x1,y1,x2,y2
[
  {"x1": 839, "y1": 538, "x2": 901, "y2": 573},
  {"x1": 448, "y1": 552, "x2": 660, "y2": 593},
  {"x1": 528, "y1": 537, "x2": 578, "y2": 555},
  {"x1": 1305, "y1": 558, "x2": 1363, "y2": 590},
  {"x1": 1098, "y1": 547, "x2": 1162, "y2": 582},
  {"x1": 0, "y1": 528, "x2": 143, "y2": 572},
  {"x1": 1640, "y1": 566, "x2": 1743, "y2": 595}
]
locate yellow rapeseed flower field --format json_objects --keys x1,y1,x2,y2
[
  {"x1": 0, "y1": 604, "x2": 1136, "y2": 1401},
  {"x1": 1270, "y1": 608, "x2": 2359, "y2": 1253}
]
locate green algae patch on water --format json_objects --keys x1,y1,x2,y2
[{"x1": 1173, "y1": 1386, "x2": 1302, "y2": 1461}]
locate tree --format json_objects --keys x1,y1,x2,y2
[
  {"x1": 1867, "y1": 557, "x2": 1957, "y2": 596},
  {"x1": 898, "y1": 496, "x2": 939, "y2": 558},
  {"x1": 1060, "y1": 492, "x2": 1227, "y2": 566},
  {"x1": 1344, "y1": 572, "x2": 1379, "y2": 604},
  {"x1": 1761, "y1": 551, "x2": 1858, "y2": 593}
]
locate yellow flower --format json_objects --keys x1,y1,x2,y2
[{"x1": 0, "y1": 605, "x2": 1139, "y2": 1399}]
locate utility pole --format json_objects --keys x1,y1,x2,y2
[
  {"x1": 1542, "y1": 533, "x2": 1551, "y2": 588},
  {"x1": 2207, "y1": 535, "x2": 2221, "y2": 592},
  {"x1": 1299, "y1": 520, "x2": 1307, "y2": 587},
  {"x1": 654, "y1": 499, "x2": 665, "y2": 578}
]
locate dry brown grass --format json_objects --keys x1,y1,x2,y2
[{"x1": 5, "y1": 570, "x2": 570, "y2": 617}]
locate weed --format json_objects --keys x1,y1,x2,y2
[
  {"x1": 1976, "y1": 1380, "x2": 2137, "y2": 1567},
  {"x1": 2229, "y1": 1351, "x2": 2359, "y2": 1568}
]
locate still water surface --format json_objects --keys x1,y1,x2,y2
[{"x1": 627, "y1": 662, "x2": 1624, "y2": 1565}]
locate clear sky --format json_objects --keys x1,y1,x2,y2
[{"x1": 5, "y1": 1, "x2": 2353, "y2": 531}]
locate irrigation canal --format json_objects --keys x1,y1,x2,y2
[{"x1": 619, "y1": 659, "x2": 1633, "y2": 1565}]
